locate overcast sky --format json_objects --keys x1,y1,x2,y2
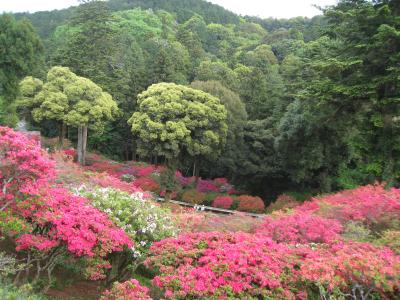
[{"x1": 1, "y1": 0, "x2": 338, "y2": 18}]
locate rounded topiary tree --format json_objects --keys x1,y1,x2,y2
[
  {"x1": 18, "y1": 66, "x2": 118, "y2": 165},
  {"x1": 128, "y1": 83, "x2": 227, "y2": 199}
]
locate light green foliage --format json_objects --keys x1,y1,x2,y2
[
  {"x1": 374, "y1": 230, "x2": 400, "y2": 255},
  {"x1": 74, "y1": 186, "x2": 176, "y2": 276},
  {"x1": 112, "y1": 9, "x2": 163, "y2": 41},
  {"x1": 19, "y1": 66, "x2": 118, "y2": 132},
  {"x1": 243, "y1": 44, "x2": 278, "y2": 67},
  {"x1": 235, "y1": 22, "x2": 267, "y2": 43},
  {"x1": 0, "y1": 252, "x2": 26, "y2": 277},
  {"x1": 0, "y1": 281, "x2": 47, "y2": 300},
  {"x1": 342, "y1": 221, "x2": 372, "y2": 242},
  {"x1": 195, "y1": 60, "x2": 238, "y2": 91},
  {"x1": 128, "y1": 83, "x2": 227, "y2": 161},
  {"x1": 16, "y1": 76, "x2": 43, "y2": 121}
]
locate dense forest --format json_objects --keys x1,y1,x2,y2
[{"x1": 2, "y1": 0, "x2": 400, "y2": 200}]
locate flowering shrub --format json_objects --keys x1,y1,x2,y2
[
  {"x1": 236, "y1": 195, "x2": 265, "y2": 213},
  {"x1": 85, "y1": 161, "x2": 123, "y2": 176},
  {"x1": 134, "y1": 165, "x2": 158, "y2": 177},
  {"x1": 300, "y1": 241, "x2": 400, "y2": 299},
  {"x1": 146, "y1": 232, "x2": 400, "y2": 300},
  {"x1": 133, "y1": 177, "x2": 160, "y2": 193},
  {"x1": 266, "y1": 193, "x2": 300, "y2": 213},
  {"x1": 212, "y1": 196, "x2": 233, "y2": 209},
  {"x1": 0, "y1": 127, "x2": 133, "y2": 285},
  {"x1": 172, "y1": 208, "x2": 207, "y2": 233},
  {"x1": 15, "y1": 187, "x2": 133, "y2": 281},
  {"x1": 160, "y1": 189, "x2": 177, "y2": 199},
  {"x1": 227, "y1": 187, "x2": 239, "y2": 195},
  {"x1": 145, "y1": 232, "x2": 302, "y2": 299},
  {"x1": 0, "y1": 126, "x2": 55, "y2": 211},
  {"x1": 181, "y1": 189, "x2": 206, "y2": 204},
  {"x1": 100, "y1": 279, "x2": 152, "y2": 300},
  {"x1": 63, "y1": 148, "x2": 76, "y2": 157},
  {"x1": 257, "y1": 211, "x2": 343, "y2": 244},
  {"x1": 213, "y1": 178, "x2": 235, "y2": 194},
  {"x1": 197, "y1": 179, "x2": 219, "y2": 193},
  {"x1": 213, "y1": 177, "x2": 228, "y2": 186},
  {"x1": 301, "y1": 185, "x2": 400, "y2": 231},
  {"x1": 190, "y1": 212, "x2": 261, "y2": 233},
  {"x1": 75, "y1": 186, "x2": 176, "y2": 282},
  {"x1": 175, "y1": 171, "x2": 196, "y2": 187},
  {"x1": 146, "y1": 184, "x2": 400, "y2": 300},
  {"x1": 89, "y1": 172, "x2": 143, "y2": 194}
]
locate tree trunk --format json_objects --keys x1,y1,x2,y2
[
  {"x1": 77, "y1": 125, "x2": 88, "y2": 165},
  {"x1": 192, "y1": 158, "x2": 196, "y2": 177},
  {"x1": 163, "y1": 158, "x2": 178, "y2": 202},
  {"x1": 58, "y1": 122, "x2": 66, "y2": 148},
  {"x1": 77, "y1": 126, "x2": 83, "y2": 165},
  {"x1": 82, "y1": 126, "x2": 87, "y2": 165},
  {"x1": 193, "y1": 157, "x2": 200, "y2": 182}
]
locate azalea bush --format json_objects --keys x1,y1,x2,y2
[
  {"x1": 0, "y1": 127, "x2": 133, "y2": 287},
  {"x1": 197, "y1": 179, "x2": 219, "y2": 193},
  {"x1": 63, "y1": 148, "x2": 76, "y2": 158},
  {"x1": 266, "y1": 193, "x2": 300, "y2": 213},
  {"x1": 301, "y1": 184, "x2": 400, "y2": 232},
  {"x1": 145, "y1": 232, "x2": 302, "y2": 299},
  {"x1": 300, "y1": 241, "x2": 400, "y2": 299},
  {"x1": 146, "y1": 232, "x2": 400, "y2": 300},
  {"x1": 256, "y1": 211, "x2": 343, "y2": 244},
  {"x1": 236, "y1": 195, "x2": 265, "y2": 213},
  {"x1": 212, "y1": 196, "x2": 233, "y2": 209},
  {"x1": 146, "y1": 184, "x2": 400, "y2": 300},
  {"x1": 181, "y1": 189, "x2": 206, "y2": 204},
  {"x1": 175, "y1": 171, "x2": 195, "y2": 187},
  {"x1": 88, "y1": 172, "x2": 142, "y2": 194},
  {"x1": 134, "y1": 165, "x2": 158, "y2": 177},
  {"x1": 14, "y1": 187, "x2": 133, "y2": 282},
  {"x1": 75, "y1": 186, "x2": 177, "y2": 282},
  {"x1": 100, "y1": 279, "x2": 152, "y2": 300},
  {"x1": 0, "y1": 126, "x2": 55, "y2": 211},
  {"x1": 133, "y1": 177, "x2": 160, "y2": 193}
]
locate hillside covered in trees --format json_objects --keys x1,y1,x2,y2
[{"x1": 2, "y1": 0, "x2": 400, "y2": 200}]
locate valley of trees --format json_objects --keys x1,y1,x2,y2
[{"x1": 1, "y1": 0, "x2": 400, "y2": 200}]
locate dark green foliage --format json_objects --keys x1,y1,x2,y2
[
  {"x1": 190, "y1": 81, "x2": 247, "y2": 179},
  {"x1": 0, "y1": 14, "x2": 44, "y2": 126}
]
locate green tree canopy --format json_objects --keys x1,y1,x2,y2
[
  {"x1": 0, "y1": 14, "x2": 43, "y2": 126},
  {"x1": 128, "y1": 82, "x2": 227, "y2": 165},
  {"x1": 19, "y1": 66, "x2": 118, "y2": 165},
  {"x1": 190, "y1": 80, "x2": 247, "y2": 177}
]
